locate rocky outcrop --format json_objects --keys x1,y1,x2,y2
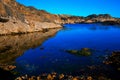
[
  {"x1": 15, "y1": 73, "x2": 93, "y2": 80},
  {"x1": 59, "y1": 15, "x2": 84, "y2": 24},
  {"x1": 0, "y1": 18, "x2": 61, "y2": 35},
  {"x1": 59, "y1": 14, "x2": 120, "y2": 24},
  {"x1": 0, "y1": 0, "x2": 62, "y2": 35},
  {"x1": 84, "y1": 14, "x2": 117, "y2": 23}
]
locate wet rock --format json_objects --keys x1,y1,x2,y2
[
  {"x1": 37, "y1": 76, "x2": 41, "y2": 80},
  {"x1": 79, "y1": 75, "x2": 85, "y2": 80},
  {"x1": 87, "y1": 76, "x2": 92, "y2": 80},
  {"x1": 8, "y1": 65, "x2": 16, "y2": 70},
  {"x1": 47, "y1": 74, "x2": 53, "y2": 80},
  {"x1": 66, "y1": 50, "x2": 78, "y2": 54},
  {"x1": 15, "y1": 77, "x2": 22, "y2": 80},
  {"x1": 14, "y1": 72, "x2": 114, "y2": 80},
  {"x1": 72, "y1": 77, "x2": 79, "y2": 80},
  {"x1": 31, "y1": 76, "x2": 36, "y2": 80},
  {"x1": 51, "y1": 72, "x2": 57, "y2": 75},
  {"x1": 98, "y1": 76, "x2": 110, "y2": 80},
  {"x1": 104, "y1": 51, "x2": 120, "y2": 70},
  {"x1": 59, "y1": 74, "x2": 64, "y2": 79},
  {"x1": 87, "y1": 65, "x2": 96, "y2": 70},
  {"x1": 68, "y1": 75, "x2": 73, "y2": 80},
  {"x1": 66, "y1": 48, "x2": 92, "y2": 56},
  {"x1": 0, "y1": 64, "x2": 16, "y2": 71}
]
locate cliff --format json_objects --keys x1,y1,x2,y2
[{"x1": 0, "y1": 0, "x2": 62, "y2": 35}]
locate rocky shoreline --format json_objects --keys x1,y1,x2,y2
[
  {"x1": 0, "y1": 0, "x2": 120, "y2": 80},
  {"x1": 0, "y1": 0, "x2": 62, "y2": 35},
  {"x1": 0, "y1": 0, "x2": 120, "y2": 35},
  {"x1": 1, "y1": 15, "x2": 120, "y2": 35},
  {"x1": 0, "y1": 17, "x2": 62, "y2": 35},
  {"x1": 15, "y1": 73, "x2": 93, "y2": 80},
  {"x1": 0, "y1": 51, "x2": 119, "y2": 80},
  {"x1": 0, "y1": 28, "x2": 62, "y2": 80}
]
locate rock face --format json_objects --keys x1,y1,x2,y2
[{"x1": 0, "y1": 0, "x2": 62, "y2": 35}]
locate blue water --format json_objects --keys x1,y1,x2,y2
[{"x1": 15, "y1": 23, "x2": 120, "y2": 76}]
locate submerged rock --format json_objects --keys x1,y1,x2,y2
[
  {"x1": 0, "y1": 64, "x2": 16, "y2": 71},
  {"x1": 59, "y1": 74, "x2": 64, "y2": 79},
  {"x1": 87, "y1": 76, "x2": 92, "y2": 80},
  {"x1": 47, "y1": 74, "x2": 53, "y2": 80},
  {"x1": 104, "y1": 51, "x2": 120, "y2": 70},
  {"x1": 66, "y1": 48, "x2": 92, "y2": 56}
]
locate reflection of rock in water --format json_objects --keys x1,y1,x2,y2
[{"x1": 0, "y1": 29, "x2": 60, "y2": 64}]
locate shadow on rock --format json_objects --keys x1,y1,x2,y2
[{"x1": 0, "y1": 68, "x2": 15, "y2": 80}]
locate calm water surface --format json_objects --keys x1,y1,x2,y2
[{"x1": 15, "y1": 24, "x2": 120, "y2": 76}]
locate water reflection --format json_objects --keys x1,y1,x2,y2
[
  {"x1": 14, "y1": 24, "x2": 120, "y2": 77},
  {"x1": 1, "y1": 23, "x2": 120, "y2": 79},
  {"x1": 0, "y1": 29, "x2": 60, "y2": 64},
  {"x1": 64, "y1": 23, "x2": 120, "y2": 31}
]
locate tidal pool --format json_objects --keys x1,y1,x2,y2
[{"x1": 14, "y1": 24, "x2": 120, "y2": 78}]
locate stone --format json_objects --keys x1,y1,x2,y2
[
  {"x1": 8, "y1": 65, "x2": 16, "y2": 70},
  {"x1": 72, "y1": 77, "x2": 78, "y2": 80},
  {"x1": 59, "y1": 74, "x2": 64, "y2": 79},
  {"x1": 87, "y1": 76, "x2": 92, "y2": 80},
  {"x1": 66, "y1": 48, "x2": 92, "y2": 56},
  {"x1": 47, "y1": 74, "x2": 53, "y2": 80},
  {"x1": 37, "y1": 76, "x2": 41, "y2": 80},
  {"x1": 15, "y1": 77, "x2": 22, "y2": 80}
]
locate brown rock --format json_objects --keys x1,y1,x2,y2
[
  {"x1": 37, "y1": 76, "x2": 41, "y2": 80},
  {"x1": 16, "y1": 77, "x2": 22, "y2": 80},
  {"x1": 72, "y1": 77, "x2": 78, "y2": 80},
  {"x1": 59, "y1": 74, "x2": 64, "y2": 79},
  {"x1": 47, "y1": 74, "x2": 53, "y2": 80},
  {"x1": 87, "y1": 76, "x2": 92, "y2": 80}
]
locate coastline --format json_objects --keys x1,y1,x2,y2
[
  {"x1": 0, "y1": 17, "x2": 62, "y2": 35},
  {"x1": 0, "y1": 0, "x2": 120, "y2": 35},
  {"x1": 1, "y1": 17, "x2": 120, "y2": 35},
  {"x1": 0, "y1": 1, "x2": 120, "y2": 80}
]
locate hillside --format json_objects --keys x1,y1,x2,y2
[{"x1": 0, "y1": 0, "x2": 62, "y2": 35}]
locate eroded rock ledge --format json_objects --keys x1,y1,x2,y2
[{"x1": 0, "y1": 17, "x2": 62, "y2": 35}]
